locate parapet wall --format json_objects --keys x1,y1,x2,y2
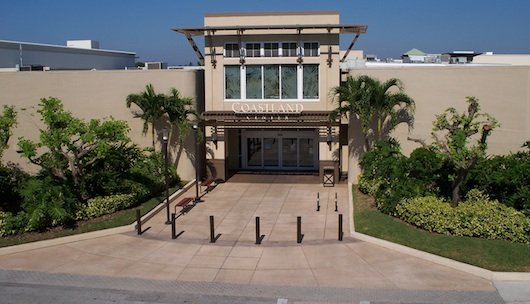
[
  {"x1": 346, "y1": 65, "x2": 530, "y2": 182},
  {"x1": 0, "y1": 69, "x2": 204, "y2": 180}
]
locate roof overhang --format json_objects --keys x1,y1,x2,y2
[
  {"x1": 172, "y1": 24, "x2": 368, "y2": 36},
  {"x1": 203, "y1": 111, "x2": 338, "y2": 127},
  {"x1": 173, "y1": 23, "x2": 368, "y2": 65}
]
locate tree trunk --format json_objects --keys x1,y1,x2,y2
[
  {"x1": 67, "y1": 158, "x2": 88, "y2": 202},
  {"x1": 377, "y1": 116, "x2": 383, "y2": 141},
  {"x1": 151, "y1": 123, "x2": 156, "y2": 150},
  {"x1": 451, "y1": 169, "x2": 466, "y2": 207}
]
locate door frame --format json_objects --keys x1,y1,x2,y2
[{"x1": 241, "y1": 129, "x2": 318, "y2": 171}]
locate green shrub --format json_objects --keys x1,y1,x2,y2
[
  {"x1": 0, "y1": 163, "x2": 29, "y2": 213},
  {"x1": 375, "y1": 177, "x2": 424, "y2": 214},
  {"x1": 359, "y1": 138, "x2": 403, "y2": 182},
  {"x1": 0, "y1": 211, "x2": 6, "y2": 236},
  {"x1": 464, "y1": 188, "x2": 491, "y2": 203},
  {"x1": 76, "y1": 193, "x2": 137, "y2": 220},
  {"x1": 396, "y1": 195, "x2": 530, "y2": 244},
  {"x1": 407, "y1": 147, "x2": 445, "y2": 194},
  {"x1": 129, "y1": 150, "x2": 179, "y2": 197},
  {"x1": 18, "y1": 177, "x2": 76, "y2": 232},
  {"x1": 359, "y1": 140, "x2": 435, "y2": 214},
  {"x1": 358, "y1": 175, "x2": 382, "y2": 196},
  {"x1": 465, "y1": 152, "x2": 530, "y2": 215},
  {"x1": 84, "y1": 147, "x2": 179, "y2": 200},
  {"x1": 82, "y1": 144, "x2": 144, "y2": 197},
  {"x1": 0, "y1": 211, "x2": 30, "y2": 236}
]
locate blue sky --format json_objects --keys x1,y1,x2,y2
[{"x1": 2, "y1": 0, "x2": 530, "y2": 65}]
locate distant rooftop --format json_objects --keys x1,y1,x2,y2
[
  {"x1": 0, "y1": 39, "x2": 135, "y2": 56},
  {"x1": 403, "y1": 48, "x2": 426, "y2": 56},
  {"x1": 204, "y1": 10, "x2": 340, "y2": 17}
]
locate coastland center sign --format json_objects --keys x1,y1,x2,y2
[{"x1": 231, "y1": 103, "x2": 304, "y2": 114}]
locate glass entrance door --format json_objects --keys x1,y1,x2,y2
[
  {"x1": 263, "y1": 138, "x2": 279, "y2": 167},
  {"x1": 242, "y1": 129, "x2": 318, "y2": 171}
]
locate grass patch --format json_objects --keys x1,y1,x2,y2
[
  {"x1": 353, "y1": 186, "x2": 530, "y2": 272},
  {"x1": 0, "y1": 186, "x2": 182, "y2": 248}
]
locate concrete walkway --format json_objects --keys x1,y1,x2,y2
[{"x1": 0, "y1": 174, "x2": 505, "y2": 302}]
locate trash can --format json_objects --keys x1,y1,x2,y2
[{"x1": 322, "y1": 166, "x2": 335, "y2": 187}]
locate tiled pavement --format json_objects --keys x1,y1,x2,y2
[{"x1": 0, "y1": 174, "x2": 502, "y2": 299}]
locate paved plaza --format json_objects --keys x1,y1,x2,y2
[{"x1": 0, "y1": 174, "x2": 520, "y2": 303}]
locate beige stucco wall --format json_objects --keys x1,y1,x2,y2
[
  {"x1": 0, "y1": 69, "x2": 203, "y2": 180},
  {"x1": 346, "y1": 66, "x2": 530, "y2": 183},
  {"x1": 205, "y1": 11, "x2": 340, "y2": 28}
]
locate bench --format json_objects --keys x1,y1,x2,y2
[
  {"x1": 174, "y1": 197, "x2": 193, "y2": 214},
  {"x1": 200, "y1": 178, "x2": 216, "y2": 193}
]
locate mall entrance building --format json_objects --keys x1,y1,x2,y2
[{"x1": 174, "y1": 11, "x2": 367, "y2": 182}]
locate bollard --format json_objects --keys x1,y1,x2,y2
[
  {"x1": 210, "y1": 215, "x2": 216, "y2": 243},
  {"x1": 171, "y1": 213, "x2": 176, "y2": 239},
  {"x1": 338, "y1": 213, "x2": 343, "y2": 241},
  {"x1": 255, "y1": 216, "x2": 261, "y2": 245},
  {"x1": 316, "y1": 192, "x2": 320, "y2": 211},
  {"x1": 335, "y1": 192, "x2": 338, "y2": 212},
  {"x1": 297, "y1": 216, "x2": 303, "y2": 243},
  {"x1": 136, "y1": 209, "x2": 142, "y2": 235}
]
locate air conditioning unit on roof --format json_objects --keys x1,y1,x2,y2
[{"x1": 145, "y1": 62, "x2": 167, "y2": 70}]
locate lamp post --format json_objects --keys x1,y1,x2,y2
[
  {"x1": 162, "y1": 128, "x2": 171, "y2": 225},
  {"x1": 193, "y1": 122, "x2": 201, "y2": 204}
]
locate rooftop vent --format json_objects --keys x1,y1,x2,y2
[{"x1": 66, "y1": 40, "x2": 100, "y2": 49}]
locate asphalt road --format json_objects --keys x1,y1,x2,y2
[
  {"x1": 0, "y1": 269, "x2": 505, "y2": 304},
  {"x1": 1, "y1": 282, "x2": 282, "y2": 304}
]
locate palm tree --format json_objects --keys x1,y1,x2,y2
[
  {"x1": 330, "y1": 75, "x2": 375, "y2": 150},
  {"x1": 163, "y1": 88, "x2": 198, "y2": 143},
  {"x1": 331, "y1": 75, "x2": 415, "y2": 150},
  {"x1": 367, "y1": 77, "x2": 415, "y2": 141},
  {"x1": 126, "y1": 84, "x2": 165, "y2": 149}
]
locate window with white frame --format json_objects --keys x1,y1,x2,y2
[
  {"x1": 282, "y1": 42, "x2": 298, "y2": 57},
  {"x1": 225, "y1": 66, "x2": 241, "y2": 99},
  {"x1": 264, "y1": 43, "x2": 279, "y2": 57},
  {"x1": 303, "y1": 42, "x2": 319, "y2": 57},
  {"x1": 246, "y1": 65, "x2": 262, "y2": 98},
  {"x1": 245, "y1": 43, "x2": 261, "y2": 57},
  {"x1": 224, "y1": 42, "x2": 319, "y2": 58},
  {"x1": 303, "y1": 64, "x2": 319, "y2": 99},
  {"x1": 224, "y1": 43, "x2": 240, "y2": 58},
  {"x1": 224, "y1": 64, "x2": 319, "y2": 100}
]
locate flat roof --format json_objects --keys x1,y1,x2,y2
[
  {"x1": 0, "y1": 39, "x2": 135, "y2": 56},
  {"x1": 204, "y1": 10, "x2": 339, "y2": 17},
  {"x1": 173, "y1": 24, "x2": 368, "y2": 36}
]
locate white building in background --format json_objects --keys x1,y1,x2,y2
[
  {"x1": 473, "y1": 52, "x2": 530, "y2": 66},
  {"x1": 0, "y1": 39, "x2": 136, "y2": 71}
]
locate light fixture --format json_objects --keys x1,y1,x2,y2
[
  {"x1": 239, "y1": 48, "x2": 246, "y2": 64},
  {"x1": 162, "y1": 127, "x2": 170, "y2": 225},
  {"x1": 193, "y1": 122, "x2": 202, "y2": 204},
  {"x1": 297, "y1": 53, "x2": 303, "y2": 64},
  {"x1": 162, "y1": 127, "x2": 169, "y2": 142}
]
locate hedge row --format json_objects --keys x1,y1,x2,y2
[
  {"x1": 395, "y1": 195, "x2": 530, "y2": 244},
  {"x1": 75, "y1": 193, "x2": 137, "y2": 220}
]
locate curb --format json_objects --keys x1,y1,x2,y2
[
  {"x1": 0, "y1": 225, "x2": 132, "y2": 256},
  {"x1": 347, "y1": 183, "x2": 530, "y2": 282},
  {"x1": 0, "y1": 180, "x2": 196, "y2": 256}
]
